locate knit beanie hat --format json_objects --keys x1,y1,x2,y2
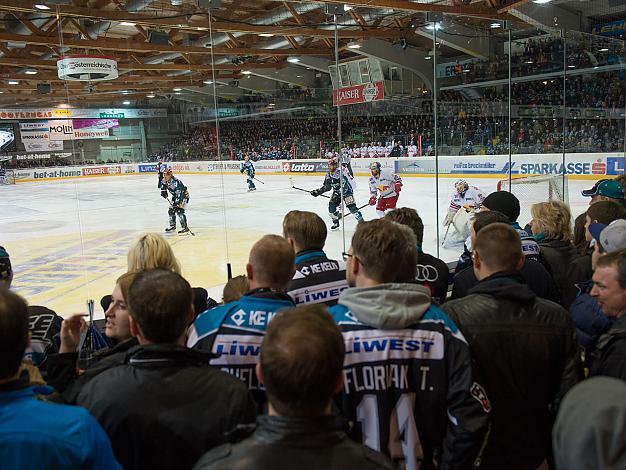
[{"x1": 482, "y1": 191, "x2": 521, "y2": 223}]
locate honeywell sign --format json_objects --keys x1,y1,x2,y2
[{"x1": 332, "y1": 81, "x2": 384, "y2": 106}]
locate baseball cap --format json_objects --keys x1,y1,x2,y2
[
  {"x1": 588, "y1": 219, "x2": 626, "y2": 253},
  {"x1": 581, "y1": 179, "x2": 624, "y2": 199}
]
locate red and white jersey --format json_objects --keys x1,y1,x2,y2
[
  {"x1": 408, "y1": 145, "x2": 418, "y2": 157},
  {"x1": 384, "y1": 145, "x2": 392, "y2": 157},
  {"x1": 376, "y1": 145, "x2": 385, "y2": 157},
  {"x1": 325, "y1": 150, "x2": 336, "y2": 160},
  {"x1": 369, "y1": 170, "x2": 402, "y2": 199},
  {"x1": 360, "y1": 145, "x2": 367, "y2": 158},
  {"x1": 449, "y1": 186, "x2": 485, "y2": 212},
  {"x1": 368, "y1": 146, "x2": 376, "y2": 158}
]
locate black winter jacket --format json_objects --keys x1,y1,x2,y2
[
  {"x1": 192, "y1": 415, "x2": 394, "y2": 470},
  {"x1": 537, "y1": 238, "x2": 578, "y2": 305},
  {"x1": 75, "y1": 344, "x2": 258, "y2": 470},
  {"x1": 443, "y1": 273, "x2": 583, "y2": 470},
  {"x1": 451, "y1": 260, "x2": 560, "y2": 304},
  {"x1": 590, "y1": 315, "x2": 626, "y2": 381}
]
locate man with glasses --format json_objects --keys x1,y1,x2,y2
[{"x1": 330, "y1": 219, "x2": 489, "y2": 470}]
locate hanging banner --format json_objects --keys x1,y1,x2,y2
[
  {"x1": 0, "y1": 108, "x2": 167, "y2": 120},
  {"x1": 332, "y1": 81, "x2": 384, "y2": 106},
  {"x1": 48, "y1": 120, "x2": 109, "y2": 140},
  {"x1": 19, "y1": 122, "x2": 63, "y2": 152},
  {"x1": 73, "y1": 119, "x2": 119, "y2": 130},
  {"x1": 57, "y1": 55, "x2": 118, "y2": 81}
]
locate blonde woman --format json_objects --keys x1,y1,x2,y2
[
  {"x1": 127, "y1": 233, "x2": 210, "y2": 316},
  {"x1": 127, "y1": 233, "x2": 181, "y2": 274},
  {"x1": 530, "y1": 201, "x2": 577, "y2": 301}
]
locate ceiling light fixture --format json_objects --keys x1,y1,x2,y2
[
  {"x1": 172, "y1": 87, "x2": 182, "y2": 91},
  {"x1": 259, "y1": 33, "x2": 274, "y2": 37},
  {"x1": 490, "y1": 22, "x2": 502, "y2": 29},
  {"x1": 599, "y1": 47, "x2": 609, "y2": 52},
  {"x1": 344, "y1": 5, "x2": 354, "y2": 11},
  {"x1": 174, "y1": 92, "x2": 181, "y2": 95},
  {"x1": 241, "y1": 70, "x2": 252, "y2": 75},
  {"x1": 147, "y1": 93, "x2": 156, "y2": 98},
  {"x1": 123, "y1": 100, "x2": 131, "y2": 105},
  {"x1": 34, "y1": 4, "x2": 50, "y2": 10},
  {"x1": 203, "y1": 80, "x2": 213, "y2": 85},
  {"x1": 425, "y1": 23, "x2": 442, "y2": 31},
  {"x1": 532, "y1": 0, "x2": 552, "y2": 3},
  {"x1": 120, "y1": 22, "x2": 136, "y2": 27},
  {"x1": 287, "y1": 57, "x2": 300, "y2": 63},
  {"x1": 8, "y1": 80, "x2": 19, "y2": 85},
  {"x1": 24, "y1": 69, "x2": 37, "y2": 75},
  {"x1": 347, "y1": 43, "x2": 361, "y2": 49}
]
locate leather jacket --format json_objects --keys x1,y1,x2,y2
[
  {"x1": 193, "y1": 415, "x2": 394, "y2": 470},
  {"x1": 443, "y1": 272, "x2": 583, "y2": 470}
]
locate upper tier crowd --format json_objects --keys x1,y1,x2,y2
[{"x1": 2, "y1": 174, "x2": 626, "y2": 469}]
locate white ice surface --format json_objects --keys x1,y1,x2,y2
[{"x1": 0, "y1": 172, "x2": 591, "y2": 316}]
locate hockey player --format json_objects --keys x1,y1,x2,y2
[
  {"x1": 239, "y1": 154, "x2": 256, "y2": 192},
  {"x1": 156, "y1": 161, "x2": 166, "y2": 188},
  {"x1": 161, "y1": 169, "x2": 190, "y2": 234},
  {"x1": 311, "y1": 156, "x2": 363, "y2": 230},
  {"x1": 443, "y1": 179, "x2": 485, "y2": 242},
  {"x1": 340, "y1": 145, "x2": 354, "y2": 177},
  {"x1": 360, "y1": 143, "x2": 367, "y2": 159},
  {"x1": 408, "y1": 142, "x2": 418, "y2": 158},
  {"x1": 368, "y1": 161, "x2": 402, "y2": 218}
]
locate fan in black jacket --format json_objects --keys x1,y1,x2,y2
[{"x1": 443, "y1": 224, "x2": 582, "y2": 470}]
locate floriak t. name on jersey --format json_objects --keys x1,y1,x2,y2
[{"x1": 329, "y1": 284, "x2": 490, "y2": 470}]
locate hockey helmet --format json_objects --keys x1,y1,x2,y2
[
  {"x1": 328, "y1": 156, "x2": 339, "y2": 168},
  {"x1": 370, "y1": 161, "x2": 381, "y2": 174},
  {"x1": 455, "y1": 179, "x2": 469, "y2": 193}
]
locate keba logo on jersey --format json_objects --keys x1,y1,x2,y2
[
  {"x1": 342, "y1": 329, "x2": 444, "y2": 366},
  {"x1": 282, "y1": 162, "x2": 291, "y2": 172},
  {"x1": 290, "y1": 163, "x2": 316, "y2": 172}
]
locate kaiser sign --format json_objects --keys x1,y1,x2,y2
[{"x1": 332, "y1": 81, "x2": 384, "y2": 106}]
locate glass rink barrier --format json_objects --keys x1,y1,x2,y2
[{"x1": 0, "y1": 4, "x2": 623, "y2": 320}]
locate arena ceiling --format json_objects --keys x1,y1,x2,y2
[{"x1": 0, "y1": 0, "x2": 621, "y2": 107}]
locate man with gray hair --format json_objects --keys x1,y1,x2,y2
[{"x1": 330, "y1": 219, "x2": 489, "y2": 470}]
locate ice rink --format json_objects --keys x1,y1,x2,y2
[{"x1": 0, "y1": 171, "x2": 591, "y2": 317}]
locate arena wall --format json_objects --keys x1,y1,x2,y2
[{"x1": 9, "y1": 153, "x2": 625, "y2": 183}]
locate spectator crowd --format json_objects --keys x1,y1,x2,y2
[{"x1": 2, "y1": 174, "x2": 626, "y2": 469}]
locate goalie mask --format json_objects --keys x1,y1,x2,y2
[
  {"x1": 455, "y1": 179, "x2": 469, "y2": 194},
  {"x1": 370, "y1": 161, "x2": 381, "y2": 176}
]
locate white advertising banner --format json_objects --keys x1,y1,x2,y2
[{"x1": 19, "y1": 121, "x2": 64, "y2": 152}]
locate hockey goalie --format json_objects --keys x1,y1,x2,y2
[{"x1": 442, "y1": 179, "x2": 486, "y2": 244}]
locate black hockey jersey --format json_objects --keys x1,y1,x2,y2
[
  {"x1": 286, "y1": 250, "x2": 349, "y2": 307},
  {"x1": 329, "y1": 284, "x2": 489, "y2": 470}
]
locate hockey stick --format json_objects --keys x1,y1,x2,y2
[
  {"x1": 165, "y1": 197, "x2": 196, "y2": 236},
  {"x1": 289, "y1": 177, "x2": 330, "y2": 199},
  {"x1": 342, "y1": 202, "x2": 370, "y2": 219},
  {"x1": 441, "y1": 223, "x2": 451, "y2": 246},
  {"x1": 253, "y1": 176, "x2": 265, "y2": 184}
]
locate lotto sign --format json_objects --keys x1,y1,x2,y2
[{"x1": 332, "y1": 81, "x2": 384, "y2": 106}]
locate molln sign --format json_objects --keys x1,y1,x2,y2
[{"x1": 332, "y1": 81, "x2": 384, "y2": 106}]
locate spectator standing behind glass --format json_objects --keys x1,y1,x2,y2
[
  {"x1": 283, "y1": 210, "x2": 348, "y2": 307},
  {"x1": 188, "y1": 235, "x2": 296, "y2": 409},
  {"x1": 384, "y1": 208, "x2": 449, "y2": 304},
  {"x1": 0, "y1": 288, "x2": 122, "y2": 470},
  {"x1": 530, "y1": 201, "x2": 578, "y2": 303},
  {"x1": 47, "y1": 272, "x2": 138, "y2": 401},
  {"x1": 443, "y1": 224, "x2": 582, "y2": 470},
  {"x1": 75, "y1": 269, "x2": 257, "y2": 470},
  {"x1": 329, "y1": 220, "x2": 489, "y2": 469},
  {"x1": 452, "y1": 211, "x2": 558, "y2": 302},
  {"x1": 193, "y1": 305, "x2": 394, "y2": 470},
  {"x1": 588, "y1": 249, "x2": 626, "y2": 381}
]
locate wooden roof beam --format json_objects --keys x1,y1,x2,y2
[{"x1": 0, "y1": 32, "x2": 333, "y2": 56}]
